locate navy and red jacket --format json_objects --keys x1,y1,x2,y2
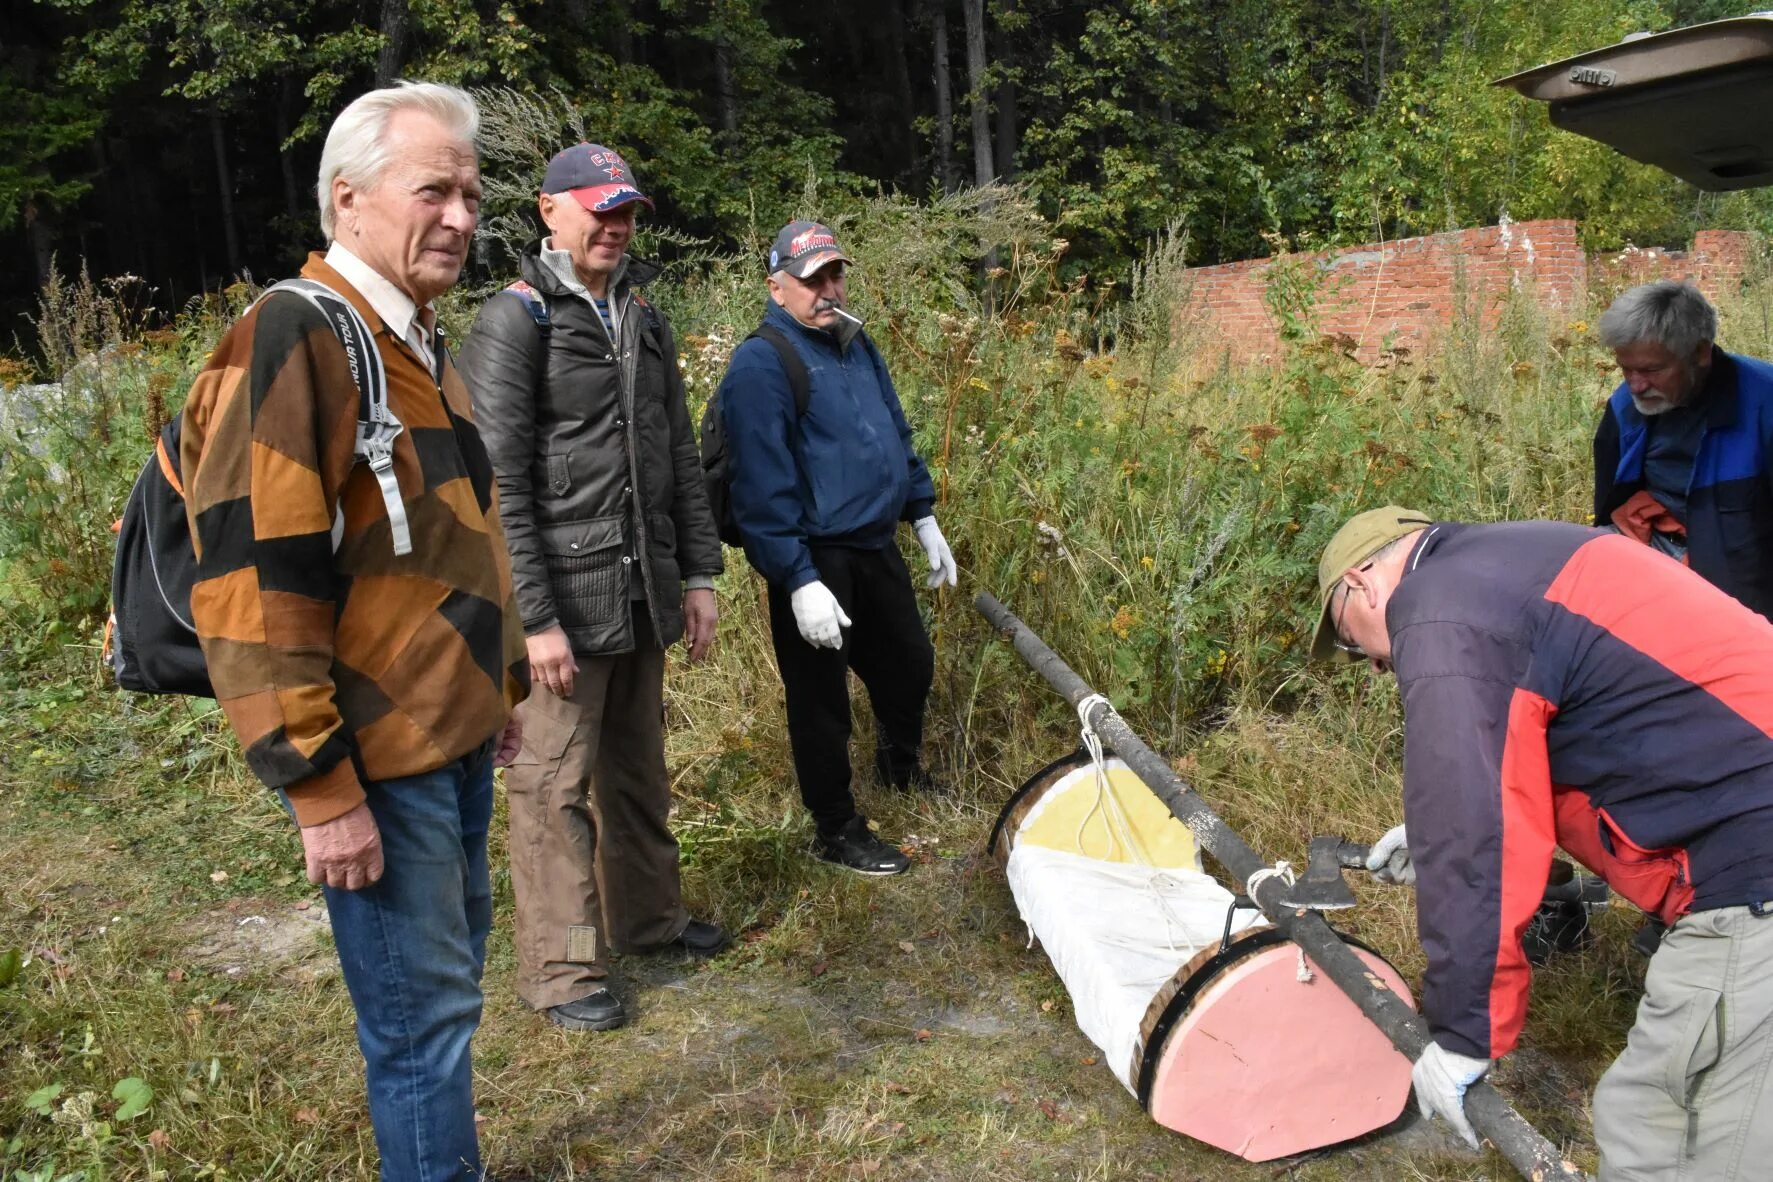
[
  {"x1": 1390, "y1": 521, "x2": 1773, "y2": 1062},
  {"x1": 1594, "y1": 349, "x2": 1773, "y2": 621}
]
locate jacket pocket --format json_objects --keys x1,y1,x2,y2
[
  {"x1": 540, "y1": 515, "x2": 626, "y2": 630},
  {"x1": 1596, "y1": 808, "x2": 1694, "y2": 924},
  {"x1": 544, "y1": 453, "x2": 573, "y2": 498}
]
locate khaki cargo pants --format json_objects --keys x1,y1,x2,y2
[
  {"x1": 1593, "y1": 905, "x2": 1773, "y2": 1180},
  {"x1": 504, "y1": 618, "x2": 689, "y2": 1011}
]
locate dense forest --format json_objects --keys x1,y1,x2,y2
[{"x1": 6, "y1": 0, "x2": 1773, "y2": 326}]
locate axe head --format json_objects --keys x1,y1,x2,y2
[{"x1": 1279, "y1": 834, "x2": 1361, "y2": 911}]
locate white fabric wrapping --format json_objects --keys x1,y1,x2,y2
[{"x1": 1005, "y1": 843, "x2": 1261, "y2": 1093}]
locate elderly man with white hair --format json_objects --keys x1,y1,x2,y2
[
  {"x1": 178, "y1": 82, "x2": 528, "y2": 1180},
  {"x1": 1595, "y1": 279, "x2": 1773, "y2": 622}
]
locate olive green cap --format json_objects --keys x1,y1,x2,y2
[{"x1": 1310, "y1": 506, "x2": 1433, "y2": 663}]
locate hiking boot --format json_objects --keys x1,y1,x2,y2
[
  {"x1": 665, "y1": 919, "x2": 732, "y2": 959},
  {"x1": 873, "y1": 748, "x2": 947, "y2": 794},
  {"x1": 545, "y1": 988, "x2": 625, "y2": 1032},
  {"x1": 816, "y1": 816, "x2": 911, "y2": 876}
]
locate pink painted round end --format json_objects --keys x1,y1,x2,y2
[{"x1": 1146, "y1": 944, "x2": 1416, "y2": 1162}]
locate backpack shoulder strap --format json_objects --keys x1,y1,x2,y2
[
  {"x1": 504, "y1": 280, "x2": 552, "y2": 340},
  {"x1": 748, "y1": 323, "x2": 811, "y2": 418},
  {"x1": 258, "y1": 277, "x2": 410, "y2": 557}
]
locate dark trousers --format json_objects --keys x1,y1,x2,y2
[{"x1": 766, "y1": 543, "x2": 935, "y2": 835}]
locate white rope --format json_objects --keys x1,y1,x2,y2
[
  {"x1": 1244, "y1": 860, "x2": 1296, "y2": 899},
  {"x1": 1073, "y1": 693, "x2": 1136, "y2": 861},
  {"x1": 1071, "y1": 692, "x2": 1202, "y2": 951},
  {"x1": 1243, "y1": 859, "x2": 1315, "y2": 981}
]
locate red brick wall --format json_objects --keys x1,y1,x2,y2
[
  {"x1": 1176, "y1": 221, "x2": 1754, "y2": 366},
  {"x1": 1589, "y1": 231, "x2": 1753, "y2": 303}
]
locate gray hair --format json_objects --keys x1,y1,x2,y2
[
  {"x1": 1598, "y1": 281, "x2": 1718, "y2": 357},
  {"x1": 316, "y1": 82, "x2": 480, "y2": 241}
]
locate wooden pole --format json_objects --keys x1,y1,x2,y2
[{"x1": 975, "y1": 591, "x2": 1588, "y2": 1182}]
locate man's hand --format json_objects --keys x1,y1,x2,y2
[
  {"x1": 301, "y1": 802, "x2": 384, "y2": 892},
  {"x1": 1412, "y1": 1041, "x2": 1490, "y2": 1149},
  {"x1": 913, "y1": 516, "x2": 958, "y2": 589},
  {"x1": 526, "y1": 624, "x2": 579, "y2": 698},
  {"x1": 683, "y1": 587, "x2": 718, "y2": 663},
  {"x1": 493, "y1": 714, "x2": 523, "y2": 768},
  {"x1": 790, "y1": 580, "x2": 851, "y2": 649},
  {"x1": 1366, "y1": 823, "x2": 1416, "y2": 886}
]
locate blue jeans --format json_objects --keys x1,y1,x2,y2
[{"x1": 320, "y1": 746, "x2": 493, "y2": 1181}]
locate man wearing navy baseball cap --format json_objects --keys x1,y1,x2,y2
[
  {"x1": 709, "y1": 221, "x2": 957, "y2": 876},
  {"x1": 459, "y1": 143, "x2": 727, "y2": 1034}
]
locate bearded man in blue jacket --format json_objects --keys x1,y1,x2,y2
[
  {"x1": 714, "y1": 221, "x2": 957, "y2": 876},
  {"x1": 1594, "y1": 280, "x2": 1773, "y2": 622}
]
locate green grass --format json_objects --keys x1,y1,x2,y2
[{"x1": 7, "y1": 201, "x2": 1763, "y2": 1178}]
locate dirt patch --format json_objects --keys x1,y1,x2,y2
[{"x1": 185, "y1": 898, "x2": 334, "y2": 982}]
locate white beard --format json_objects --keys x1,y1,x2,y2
[{"x1": 1631, "y1": 392, "x2": 1677, "y2": 416}]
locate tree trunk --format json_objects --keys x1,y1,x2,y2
[
  {"x1": 25, "y1": 201, "x2": 55, "y2": 291},
  {"x1": 887, "y1": 0, "x2": 919, "y2": 180},
  {"x1": 276, "y1": 76, "x2": 302, "y2": 221},
  {"x1": 933, "y1": 1, "x2": 956, "y2": 193},
  {"x1": 714, "y1": 38, "x2": 739, "y2": 142},
  {"x1": 993, "y1": 0, "x2": 1017, "y2": 180},
  {"x1": 962, "y1": 0, "x2": 993, "y2": 188},
  {"x1": 376, "y1": 0, "x2": 412, "y2": 87},
  {"x1": 210, "y1": 112, "x2": 242, "y2": 280},
  {"x1": 611, "y1": 0, "x2": 635, "y2": 64}
]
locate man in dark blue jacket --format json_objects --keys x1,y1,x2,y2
[
  {"x1": 1312, "y1": 507, "x2": 1773, "y2": 1176},
  {"x1": 1595, "y1": 280, "x2": 1773, "y2": 622},
  {"x1": 715, "y1": 221, "x2": 957, "y2": 876}
]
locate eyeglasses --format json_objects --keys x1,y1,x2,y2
[{"x1": 1332, "y1": 580, "x2": 1367, "y2": 659}]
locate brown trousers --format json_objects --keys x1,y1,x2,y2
[{"x1": 504, "y1": 610, "x2": 688, "y2": 1011}]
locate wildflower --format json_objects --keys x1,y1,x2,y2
[
  {"x1": 1139, "y1": 556, "x2": 1155, "y2": 570},
  {"x1": 1568, "y1": 320, "x2": 1589, "y2": 334},
  {"x1": 1110, "y1": 605, "x2": 1138, "y2": 640},
  {"x1": 1206, "y1": 650, "x2": 1228, "y2": 676}
]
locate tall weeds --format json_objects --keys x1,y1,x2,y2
[{"x1": 0, "y1": 195, "x2": 1686, "y2": 791}]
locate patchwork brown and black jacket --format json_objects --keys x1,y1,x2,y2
[{"x1": 180, "y1": 253, "x2": 529, "y2": 827}]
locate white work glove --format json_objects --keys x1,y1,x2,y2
[
  {"x1": 913, "y1": 516, "x2": 958, "y2": 589},
  {"x1": 1412, "y1": 1041, "x2": 1490, "y2": 1150},
  {"x1": 1366, "y1": 823, "x2": 1416, "y2": 886},
  {"x1": 790, "y1": 580, "x2": 851, "y2": 650}
]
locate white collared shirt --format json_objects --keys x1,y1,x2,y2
[{"x1": 324, "y1": 242, "x2": 437, "y2": 377}]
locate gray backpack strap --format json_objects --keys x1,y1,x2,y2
[{"x1": 258, "y1": 278, "x2": 411, "y2": 557}]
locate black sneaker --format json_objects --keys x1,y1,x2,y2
[
  {"x1": 816, "y1": 816, "x2": 911, "y2": 876},
  {"x1": 545, "y1": 987, "x2": 625, "y2": 1031},
  {"x1": 1522, "y1": 899, "x2": 1593, "y2": 966}
]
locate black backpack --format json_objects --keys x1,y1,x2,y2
[
  {"x1": 700, "y1": 323, "x2": 811, "y2": 547},
  {"x1": 107, "y1": 278, "x2": 401, "y2": 696}
]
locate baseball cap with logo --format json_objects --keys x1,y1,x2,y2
[
  {"x1": 1309, "y1": 506, "x2": 1434, "y2": 662},
  {"x1": 768, "y1": 220, "x2": 854, "y2": 279},
  {"x1": 540, "y1": 143, "x2": 655, "y2": 214}
]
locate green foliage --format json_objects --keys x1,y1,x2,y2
[
  {"x1": 0, "y1": 267, "x2": 210, "y2": 634},
  {"x1": 0, "y1": 76, "x2": 100, "y2": 231},
  {"x1": 110, "y1": 1077, "x2": 153, "y2": 1122}
]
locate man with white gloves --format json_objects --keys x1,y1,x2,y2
[
  {"x1": 714, "y1": 220, "x2": 955, "y2": 875},
  {"x1": 1314, "y1": 506, "x2": 1773, "y2": 1176}
]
